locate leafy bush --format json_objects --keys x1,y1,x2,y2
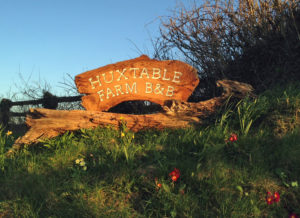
[{"x1": 155, "y1": 0, "x2": 300, "y2": 99}]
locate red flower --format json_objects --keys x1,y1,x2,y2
[
  {"x1": 229, "y1": 133, "x2": 238, "y2": 142},
  {"x1": 266, "y1": 196, "x2": 274, "y2": 205},
  {"x1": 169, "y1": 168, "x2": 180, "y2": 182},
  {"x1": 266, "y1": 192, "x2": 274, "y2": 205},
  {"x1": 266, "y1": 191, "x2": 280, "y2": 205},
  {"x1": 274, "y1": 192, "x2": 280, "y2": 202},
  {"x1": 289, "y1": 213, "x2": 299, "y2": 218},
  {"x1": 155, "y1": 178, "x2": 162, "y2": 189}
]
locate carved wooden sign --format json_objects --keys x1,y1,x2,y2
[{"x1": 75, "y1": 55, "x2": 199, "y2": 111}]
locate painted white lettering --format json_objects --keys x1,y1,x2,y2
[
  {"x1": 97, "y1": 90, "x2": 105, "y2": 101},
  {"x1": 125, "y1": 82, "x2": 137, "y2": 94},
  {"x1": 114, "y1": 85, "x2": 124, "y2": 96},
  {"x1": 154, "y1": 83, "x2": 164, "y2": 95},
  {"x1": 145, "y1": 82, "x2": 153, "y2": 94},
  {"x1": 172, "y1": 71, "x2": 182, "y2": 83},
  {"x1": 130, "y1": 68, "x2": 139, "y2": 78},
  {"x1": 162, "y1": 69, "x2": 171, "y2": 81},
  {"x1": 139, "y1": 68, "x2": 150, "y2": 79},
  {"x1": 116, "y1": 68, "x2": 128, "y2": 81},
  {"x1": 152, "y1": 68, "x2": 161, "y2": 79},
  {"x1": 106, "y1": 87, "x2": 115, "y2": 99},
  {"x1": 102, "y1": 71, "x2": 114, "y2": 84},
  {"x1": 89, "y1": 75, "x2": 102, "y2": 89},
  {"x1": 166, "y1": 86, "x2": 175, "y2": 97}
]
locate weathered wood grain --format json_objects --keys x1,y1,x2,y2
[{"x1": 75, "y1": 55, "x2": 199, "y2": 111}]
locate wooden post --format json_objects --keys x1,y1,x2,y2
[
  {"x1": 0, "y1": 94, "x2": 83, "y2": 125},
  {"x1": 0, "y1": 99, "x2": 12, "y2": 127}
]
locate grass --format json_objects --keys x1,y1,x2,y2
[{"x1": 0, "y1": 82, "x2": 300, "y2": 217}]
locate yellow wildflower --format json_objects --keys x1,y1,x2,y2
[
  {"x1": 6, "y1": 131, "x2": 12, "y2": 136},
  {"x1": 75, "y1": 159, "x2": 80, "y2": 164},
  {"x1": 79, "y1": 161, "x2": 86, "y2": 166},
  {"x1": 121, "y1": 132, "x2": 125, "y2": 137}
]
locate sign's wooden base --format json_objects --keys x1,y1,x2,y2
[{"x1": 7, "y1": 80, "x2": 255, "y2": 156}]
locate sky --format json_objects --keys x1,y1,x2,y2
[{"x1": 0, "y1": 0, "x2": 188, "y2": 98}]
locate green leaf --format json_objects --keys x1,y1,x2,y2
[
  {"x1": 283, "y1": 181, "x2": 290, "y2": 188},
  {"x1": 245, "y1": 120, "x2": 253, "y2": 135},
  {"x1": 253, "y1": 206, "x2": 261, "y2": 216},
  {"x1": 291, "y1": 181, "x2": 298, "y2": 187},
  {"x1": 236, "y1": 185, "x2": 243, "y2": 193},
  {"x1": 162, "y1": 183, "x2": 171, "y2": 193},
  {"x1": 193, "y1": 139, "x2": 197, "y2": 145},
  {"x1": 171, "y1": 210, "x2": 177, "y2": 218}
]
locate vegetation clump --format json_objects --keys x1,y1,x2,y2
[{"x1": 0, "y1": 82, "x2": 299, "y2": 217}]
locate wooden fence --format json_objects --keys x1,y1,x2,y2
[{"x1": 0, "y1": 91, "x2": 82, "y2": 127}]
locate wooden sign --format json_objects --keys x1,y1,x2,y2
[{"x1": 75, "y1": 55, "x2": 199, "y2": 111}]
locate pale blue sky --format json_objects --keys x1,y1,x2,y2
[{"x1": 0, "y1": 0, "x2": 189, "y2": 98}]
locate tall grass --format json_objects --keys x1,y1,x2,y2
[{"x1": 0, "y1": 82, "x2": 300, "y2": 217}]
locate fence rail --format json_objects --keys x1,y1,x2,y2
[{"x1": 0, "y1": 92, "x2": 82, "y2": 126}]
